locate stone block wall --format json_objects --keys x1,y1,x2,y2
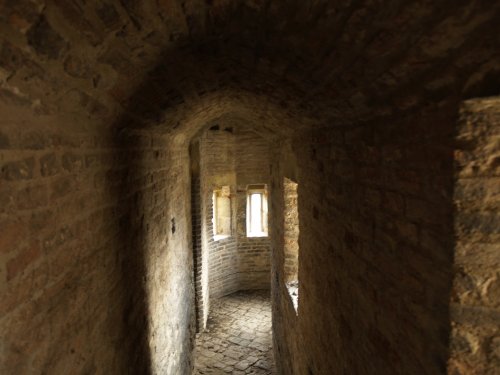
[
  {"x1": 271, "y1": 107, "x2": 459, "y2": 375},
  {"x1": 449, "y1": 97, "x2": 500, "y2": 374}
]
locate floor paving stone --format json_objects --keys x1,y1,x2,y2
[{"x1": 193, "y1": 290, "x2": 275, "y2": 375}]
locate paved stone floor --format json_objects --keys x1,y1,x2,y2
[{"x1": 193, "y1": 290, "x2": 275, "y2": 375}]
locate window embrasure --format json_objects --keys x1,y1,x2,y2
[
  {"x1": 284, "y1": 177, "x2": 299, "y2": 314},
  {"x1": 213, "y1": 186, "x2": 232, "y2": 240}
]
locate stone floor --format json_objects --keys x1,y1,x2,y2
[{"x1": 193, "y1": 290, "x2": 275, "y2": 375}]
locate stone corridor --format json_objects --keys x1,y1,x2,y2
[
  {"x1": 193, "y1": 291, "x2": 275, "y2": 375},
  {"x1": 1, "y1": 1, "x2": 499, "y2": 374}
]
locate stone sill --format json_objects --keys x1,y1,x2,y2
[
  {"x1": 246, "y1": 232, "x2": 269, "y2": 238},
  {"x1": 213, "y1": 234, "x2": 231, "y2": 241}
]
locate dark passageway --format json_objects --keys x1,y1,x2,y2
[{"x1": 0, "y1": 1, "x2": 499, "y2": 374}]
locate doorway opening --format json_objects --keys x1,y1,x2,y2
[{"x1": 189, "y1": 123, "x2": 275, "y2": 372}]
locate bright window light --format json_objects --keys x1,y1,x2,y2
[
  {"x1": 246, "y1": 185, "x2": 268, "y2": 237},
  {"x1": 250, "y1": 193, "x2": 263, "y2": 233}
]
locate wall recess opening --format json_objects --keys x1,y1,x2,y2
[
  {"x1": 284, "y1": 177, "x2": 299, "y2": 314},
  {"x1": 246, "y1": 184, "x2": 268, "y2": 237},
  {"x1": 213, "y1": 186, "x2": 232, "y2": 240}
]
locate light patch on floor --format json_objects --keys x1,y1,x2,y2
[{"x1": 193, "y1": 290, "x2": 275, "y2": 374}]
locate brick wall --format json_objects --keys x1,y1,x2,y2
[
  {"x1": 199, "y1": 127, "x2": 238, "y2": 303},
  {"x1": 272, "y1": 107, "x2": 459, "y2": 375},
  {"x1": 235, "y1": 127, "x2": 272, "y2": 292},
  {"x1": 196, "y1": 125, "x2": 271, "y2": 310},
  {"x1": 283, "y1": 177, "x2": 299, "y2": 283},
  {"x1": 190, "y1": 140, "x2": 206, "y2": 332},
  {"x1": 0, "y1": 1, "x2": 498, "y2": 373},
  {"x1": 0, "y1": 102, "x2": 195, "y2": 373}
]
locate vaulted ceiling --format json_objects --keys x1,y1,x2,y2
[{"x1": 1, "y1": 0, "x2": 499, "y2": 136}]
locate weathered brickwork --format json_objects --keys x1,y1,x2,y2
[
  {"x1": 283, "y1": 178, "x2": 299, "y2": 284},
  {"x1": 199, "y1": 126, "x2": 239, "y2": 305},
  {"x1": 0, "y1": 0, "x2": 499, "y2": 374},
  {"x1": 449, "y1": 98, "x2": 500, "y2": 374},
  {"x1": 1, "y1": 0, "x2": 498, "y2": 137},
  {"x1": 0, "y1": 104, "x2": 195, "y2": 374},
  {"x1": 271, "y1": 106, "x2": 463, "y2": 374},
  {"x1": 235, "y1": 127, "x2": 272, "y2": 292},
  {"x1": 196, "y1": 125, "x2": 271, "y2": 315},
  {"x1": 190, "y1": 141, "x2": 206, "y2": 332}
]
